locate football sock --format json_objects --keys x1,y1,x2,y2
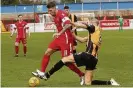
[
  {"x1": 45, "y1": 60, "x2": 65, "y2": 78},
  {"x1": 92, "y1": 80, "x2": 111, "y2": 85},
  {"x1": 66, "y1": 63, "x2": 84, "y2": 77},
  {"x1": 15, "y1": 46, "x2": 19, "y2": 55},
  {"x1": 23, "y1": 46, "x2": 27, "y2": 54},
  {"x1": 41, "y1": 55, "x2": 50, "y2": 72}
]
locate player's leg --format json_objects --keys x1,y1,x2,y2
[
  {"x1": 84, "y1": 54, "x2": 120, "y2": 86},
  {"x1": 84, "y1": 66, "x2": 108, "y2": 85},
  {"x1": 63, "y1": 47, "x2": 84, "y2": 85},
  {"x1": 33, "y1": 39, "x2": 59, "y2": 74},
  {"x1": 121, "y1": 24, "x2": 123, "y2": 31},
  {"x1": 120, "y1": 23, "x2": 123, "y2": 31},
  {"x1": 44, "y1": 54, "x2": 75, "y2": 79},
  {"x1": 120, "y1": 23, "x2": 121, "y2": 31},
  {"x1": 32, "y1": 48, "x2": 56, "y2": 79},
  {"x1": 62, "y1": 44, "x2": 84, "y2": 78},
  {"x1": 14, "y1": 38, "x2": 20, "y2": 57},
  {"x1": 84, "y1": 70, "x2": 93, "y2": 85},
  {"x1": 22, "y1": 38, "x2": 27, "y2": 56},
  {"x1": 41, "y1": 48, "x2": 57, "y2": 72},
  {"x1": 91, "y1": 78, "x2": 120, "y2": 86}
]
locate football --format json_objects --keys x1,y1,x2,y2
[{"x1": 28, "y1": 77, "x2": 40, "y2": 87}]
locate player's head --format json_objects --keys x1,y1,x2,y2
[
  {"x1": 88, "y1": 24, "x2": 95, "y2": 33},
  {"x1": 47, "y1": 2, "x2": 56, "y2": 16},
  {"x1": 90, "y1": 18, "x2": 99, "y2": 26},
  {"x1": 64, "y1": 6, "x2": 70, "y2": 16},
  {"x1": 18, "y1": 14, "x2": 23, "y2": 21}
]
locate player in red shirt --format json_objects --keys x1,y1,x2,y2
[
  {"x1": 32, "y1": 2, "x2": 84, "y2": 84},
  {"x1": 10, "y1": 14, "x2": 30, "y2": 57}
]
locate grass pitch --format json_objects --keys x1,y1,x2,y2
[{"x1": 1, "y1": 30, "x2": 133, "y2": 87}]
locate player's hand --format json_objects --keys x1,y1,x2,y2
[
  {"x1": 72, "y1": 27, "x2": 77, "y2": 32},
  {"x1": 53, "y1": 33, "x2": 60, "y2": 38}
]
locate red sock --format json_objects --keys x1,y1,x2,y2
[
  {"x1": 23, "y1": 46, "x2": 27, "y2": 54},
  {"x1": 66, "y1": 63, "x2": 84, "y2": 77},
  {"x1": 15, "y1": 46, "x2": 19, "y2": 54},
  {"x1": 41, "y1": 55, "x2": 50, "y2": 72}
]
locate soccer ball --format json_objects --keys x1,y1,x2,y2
[{"x1": 28, "y1": 77, "x2": 40, "y2": 87}]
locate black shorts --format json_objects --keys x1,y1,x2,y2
[{"x1": 73, "y1": 52, "x2": 98, "y2": 70}]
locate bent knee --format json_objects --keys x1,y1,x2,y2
[
  {"x1": 62, "y1": 55, "x2": 74, "y2": 63},
  {"x1": 44, "y1": 49, "x2": 53, "y2": 55}
]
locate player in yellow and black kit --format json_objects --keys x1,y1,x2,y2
[
  {"x1": 34, "y1": 19, "x2": 120, "y2": 86},
  {"x1": 64, "y1": 6, "x2": 78, "y2": 54}
]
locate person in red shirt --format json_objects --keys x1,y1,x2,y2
[
  {"x1": 32, "y1": 2, "x2": 84, "y2": 85},
  {"x1": 10, "y1": 14, "x2": 30, "y2": 57},
  {"x1": 64, "y1": 6, "x2": 78, "y2": 54}
]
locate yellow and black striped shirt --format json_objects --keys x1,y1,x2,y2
[{"x1": 86, "y1": 25, "x2": 102, "y2": 58}]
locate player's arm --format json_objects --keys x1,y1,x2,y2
[
  {"x1": 27, "y1": 28, "x2": 30, "y2": 37},
  {"x1": 73, "y1": 33, "x2": 88, "y2": 43},
  {"x1": 27, "y1": 27, "x2": 30, "y2": 38},
  {"x1": 71, "y1": 22, "x2": 88, "y2": 33},
  {"x1": 59, "y1": 12, "x2": 73, "y2": 35},
  {"x1": 59, "y1": 14, "x2": 72, "y2": 35},
  {"x1": 25, "y1": 24, "x2": 30, "y2": 37},
  {"x1": 58, "y1": 23, "x2": 71, "y2": 35},
  {"x1": 72, "y1": 22, "x2": 88, "y2": 29},
  {"x1": 53, "y1": 23, "x2": 71, "y2": 38},
  {"x1": 53, "y1": 13, "x2": 72, "y2": 38}
]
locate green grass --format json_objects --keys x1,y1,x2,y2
[{"x1": 1, "y1": 30, "x2": 133, "y2": 87}]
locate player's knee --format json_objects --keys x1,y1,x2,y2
[
  {"x1": 44, "y1": 49, "x2": 53, "y2": 55},
  {"x1": 15, "y1": 42, "x2": 19, "y2": 46},
  {"x1": 45, "y1": 51, "x2": 50, "y2": 55},
  {"x1": 62, "y1": 57, "x2": 68, "y2": 63},
  {"x1": 62, "y1": 55, "x2": 74, "y2": 63}
]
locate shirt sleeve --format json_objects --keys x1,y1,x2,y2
[{"x1": 60, "y1": 11, "x2": 71, "y2": 26}]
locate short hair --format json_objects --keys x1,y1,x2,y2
[
  {"x1": 18, "y1": 14, "x2": 22, "y2": 17},
  {"x1": 92, "y1": 18, "x2": 99, "y2": 25},
  {"x1": 47, "y1": 2, "x2": 56, "y2": 8},
  {"x1": 64, "y1": 6, "x2": 69, "y2": 9}
]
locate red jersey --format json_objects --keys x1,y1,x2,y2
[
  {"x1": 15, "y1": 21, "x2": 28, "y2": 38},
  {"x1": 54, "y1": 10, "x2": 73, "y2": 44}
]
